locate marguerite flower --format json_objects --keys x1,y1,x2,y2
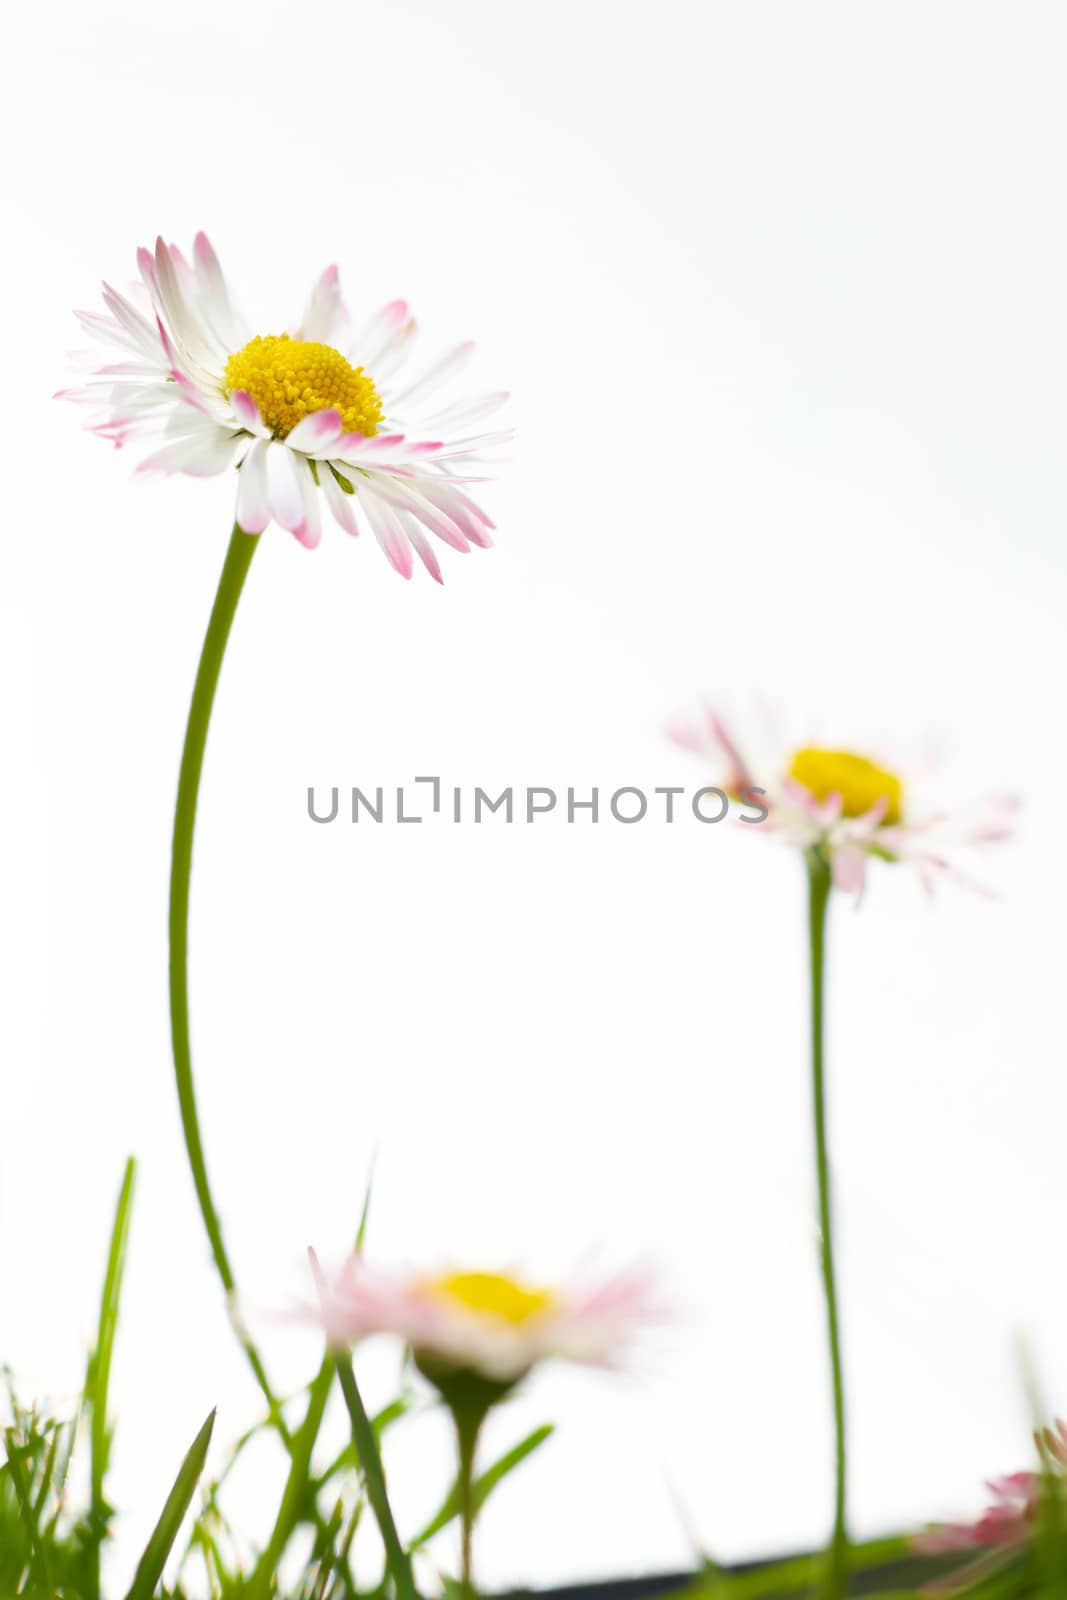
[
  {"x1": 913, "y1": 1424, "x2": 1067, "y2": 1590},
  {"x1": 915, "y1": 1471, "x2": 1040, "y2": 1556},
  {"x1": 309, "y1": 1257, "x2": 653, "y2": 1385},
  {"x1": 58, "y1": 234, "x2": 508, "y2": 581},
  {"x1": 915, "y1": 1420, "x2": 1067, "y2": 1568},
  {"x1": 668, "y1": 706, "x2": 1017, "y2": 895},
  {"x1": 309, "y1": 1258, "x2": 653, "y2": 1596}
]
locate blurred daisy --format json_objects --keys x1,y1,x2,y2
[
  {"x1": 916, "y1": 1471, "x2": 1039, "y2": 1556},
  {"x1": 309, "y1": 1257, "x2": 653, "y2": 1385},
  {"x1": 310, "y1": 1257, "x2": 654, "y2": 1597},
  {"x1": 58, "y1": 233, "x2": 508, "y2": 581},
  {"x1": 917, "y1": 1422, "x2": 1067, "y2": 1555},
  {"x1": 668, "y1": 706, "x2": 1017, "y2": 895}
]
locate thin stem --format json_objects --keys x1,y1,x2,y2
[
  {"x1": 455, "y1": 1411, "x2": 484, "y2": 1600},
  {"x1": 807, "y1": 849, "x2": 848, "y2": 1599},
  {"x1": 168, "y1": 525, "x2": 281, "y2": 1414},
  {"x1": 334, "y1": 1351, "x2": 418, "y2": 1600},
  {"x1": 168, "y1": 529, "x2": 346, "y2": 1566}
]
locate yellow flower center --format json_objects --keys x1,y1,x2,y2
[
  {"x1": 420, "y1": 1271, "x2": 555, "y2": 1326},
  {"x1": 223, "y1": 334, "x2": 383, "y2": 440},
  {"x1": 788, "y1": 747, "x2": 903, "y2": 824}
]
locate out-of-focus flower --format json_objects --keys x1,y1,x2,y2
[
  {"x1": 914, "y1": 1423, "x2": 1067, "y2": 1589},
  {"x1": 58, "y1": 234, "x2": 508, "y2": 581},
  {"x1": 308, "y1": 1258, "x2": 654, "y2": 1385},
  {"x1": 668, "y1": 705, "x2": 1017, "y2": 895},
  {"x1": 915, "y1": 1471, "x2": 1040, "y2": 1554}
]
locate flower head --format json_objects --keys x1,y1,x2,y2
[
  {"x1": 915, "y1": 1471, "x2": 1041, "y2": 1555},
  {"x1": 308, "y1": 1255, "x2": 654, "y2": 1386},
  {"x1": 59, "y1": 234, "x2": 509, "y2": 581},
  {"x1": 913, "y1": 1423, "x2": 1067, "y2": 1588},
  {"x1": 668, "y1": 705, "x2": 1017, "y2": 895}
]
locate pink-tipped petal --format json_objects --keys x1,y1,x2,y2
[
  {"x1": 389, "y1": 341, "x2": 475, "y2": 408},
  {"x1": 170, "y1": 370, "x2": 214, "y2": 415},
  {"x1": 402, "y1": 518, "x2": 444, "y2": 584},
  {"x1": 291, "y1": 474, "x2": 323, "y2": 550},
  {"x1": 359, "y1": 490, "x2": 414, "y2": 579},
  {"x1": 137, "y1": 430, "x2": 241, "y2": 478},
  {"x1": 265, "y1": 442, "x2": 308, "y2": 534},
  {"x1": 298, "y1": 264, "x2": 345, "y2": 343},
  {"x1": 231, "y1": 389, "x2": 267, "y2": 434},
  {"x1": 236, "y1": 438, "x2": 271, "y2": 534},
  {"x1": 286, "y1": 409, "x2": 344, "y2": 453},
  {"x1": 192, "y1": 230, "x2": 244, "y2": 347},
  {"x1": 831, "y1": 844, "x2": 867, "y2": 896},
  {"x1": 320, "y1": 465, "x2": 360, "y2": 536}
]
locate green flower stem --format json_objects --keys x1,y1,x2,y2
[
  {"x1": 807, "y1": 849, "x2": 848, "y2": 1600},
  {"x1": 169, "y1": 528, "x2": 357, "y2": 1577},
  {"x1": 168, "y1": 524, "x2": 282, "y2": 1417},
  {"x1": 334, "y1": 1351, "x2": 418, "y2": 1600},
  {"x1": 455, "y1": 1409, "x2": 485, "y2": 1600}
]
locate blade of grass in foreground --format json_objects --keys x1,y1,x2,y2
[
  {"x1": 123, "y1": 1408, "x2": 215, "y2": 1600},
  {"x1": 3, "y1": 1425, "x2": 52, "y2": 1592},
  {"x1": 334, "y1": 1352, "x2": 417, "y2": 1600},
  {"x1": 86, "y1": 1156, "x2": 136, "y2": 1600}
]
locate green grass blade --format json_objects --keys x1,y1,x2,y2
[
  {"x1": 87, "y1": 1156, "x2": 136, "y2": 1594},
  {"x1": 411, "y1": 1423, "x2": 555, "y2": 1549},
  {"x1": 3, "y1": 1427, "x2": 51, "y2": 1591},
  {"x1": 334, "y1": 1353, "x2": 417, "y2": 1600},
  {"x1": 123, "y1": 1408, "x2": 215, "y2": 1600},
  {"x1": 355, "y1": 1160, "x2": 376, "y2": 1254}
]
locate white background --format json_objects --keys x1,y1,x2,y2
[{"x1": 2, "y1": 1, "x2": 1066, "y2": 1591}]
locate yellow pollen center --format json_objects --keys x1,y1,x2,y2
[
  {"x1": 223, "y1": 334, "x2": 383, "y2": 440},
  {"x1": 788, "y1": 747, "x2": 903, "y2": 824},
  {"x1": 419, "y1": 1271, "x2": 555, "y2": 1326}
]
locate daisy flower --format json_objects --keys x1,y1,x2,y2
[
  {"x1": 668, "y1": 705, "x2": 1017, "y2": 895},
  {"x1": 918, "y1": 1421, "x2": 1067, "y2": 1543},
  {"x1": 915, "y1": 1471, "x2": 1040, "y2": 1556},
  {"x1": 310, "y1": 1257, "x2": 654, "y2": 1596},
  {"x1": 58, "y1": 233, "x2": 508, "y2": 581},
  {"x1": 309, "y1": 1256, "x2": 654, "y2": 1385}
]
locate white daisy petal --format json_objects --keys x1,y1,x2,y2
[
  {"x1": 351, "y1": 298, "x2": 412, "y2": 366},
  {"x1": 265, "y1": 441, "x2": 308, "y2": 534},
  {"x1": 286, "y1": 409, "x2": 343, "y2": 454},
  {"x1": 320, "y1": 465, "x2": 360, "y2": 536},
  {"x1": 193, "y1": 231, "x2": 246, "y2": 350},
  {"x1": 399, "y1": 515, "x2": 444, "y2": 585},
  {"x1": 358, "y1": 489, "x2": 414, "y2": 579},
  {"x1": 387, "y1": 341, "x2": 474, "y2": 409},
  {"x1": 230, "y1": 389, "x2": 269, "y2": 436},
  {"x1": 297, "y1": 264, "x2": 346, "y2": 344},
  {"x1": 236, "y1": 439, "x2": 271, "y2": 534},
  {"x1": 151, "y1": 237, "x2": 221, "y2": 373},
  {"x1": 137, "y1": 429, "x2": 241, "y2": 478},
  {"x1": 366, "y1": 321, "x2": 418, "y2": 387}
]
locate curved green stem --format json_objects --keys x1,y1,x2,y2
[
  {"x1": 168, "y1": 527, "x2": 349, "y2": 1578},
  {"x1": 807, "y1": 849, "x2": 848, "y2": 1599},
  {"x1": 169, "y1": 524, "x2": 279, "y2": 1408}
]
